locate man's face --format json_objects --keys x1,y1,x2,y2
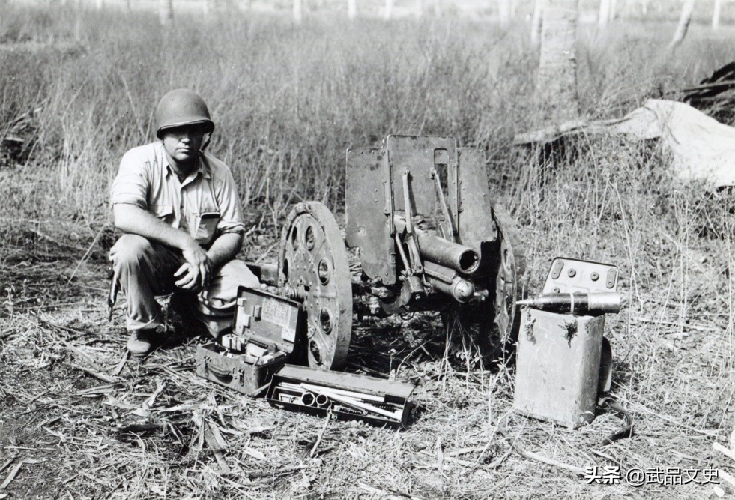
[{"x1": 161, "y1": 124, "x2": 207, "y2": 166}]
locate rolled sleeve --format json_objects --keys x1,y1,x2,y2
[
  {"x1": 110, "y1": 150, "x2": 149, "y2": 209},
  {"x1": 215, "y1": 169, "x2": 246, "y2": 236}
]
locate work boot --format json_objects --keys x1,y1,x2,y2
[{"x1": 126, "y1": 327, "x2": 167, "y2": 358}]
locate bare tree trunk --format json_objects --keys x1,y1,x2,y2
[
  {"x1": 598, "y1": 0, "x2": 609, "y2": 26},
  {"x1": 347, "y1": 0, "x2": 356, "y2": 19},
  {"x1": 159, "y1": 0, "x2": 173, "y2": 26},
  {"x1": 713, "y1": 0, "x2": 721, "y2": 29},
  {"x1": 670, "y1": 0, "x2": 695, "y2": 48},
  {"x1": 74, "y1": 0, "x2": 82, "y2": 41},
  {"x1": 530, "y1": 0, "x2": 543, "y2": 47},
  {"x1": 433, "y1": 0, "x2": 441, "y2": 16},
  {"x1": 534, "y1": 0, "x2": 579, "y2": 125},
  {"x1": 96, "y1": 0, "x2": 103, "y2": 10},
  {"x1": 294, "y1": 0, "x2": 302, "y2": 25},
  {"x1": 499, "y1": 0, "x2": 511, "y2": 24},
  {"x1": 416, "y1": 0, "x2": 423, "y2": 18},
  {"x1": 608, "y1": 0, "x2": 616, "y2": 21},
  {"x1": 385, "y1": 0, "x2": 393, "y2": 20}
]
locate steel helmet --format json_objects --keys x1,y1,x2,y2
[{"x1": 155, "y1": 89, "x2": 214, "y2": 138}]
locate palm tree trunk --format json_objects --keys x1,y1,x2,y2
[
  {"x1": 159, "y1": 0, "x2": 173, "y2": 26},
  {"x1": 598, "y1": 0, "x2": 610, "y2": 26},
  {"x1": 294, "y1": 0, "x2": 303, "y2": 25},
  {"x1": 670, "y1": 0, "x2": 695, "y2": 48},
  {"x1": 499, "y1": 0, "x2": 511, "y2": 24},
  {"x1": 713, "y1": 0, "x2": 721, "y2": 29},
  {"x1": 530, "y1": 0, "x2": 543, "y2": 46},
  {"x1": 534, "y1": 0, "x2": 580, "y2": 125}
]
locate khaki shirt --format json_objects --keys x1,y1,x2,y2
[{"x1": 111, "y1": 142, "x2": 246, "y2": 247}]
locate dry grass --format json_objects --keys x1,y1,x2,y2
[{"x1": 2, "y1": 3, "x2": 735, "y2": 499}]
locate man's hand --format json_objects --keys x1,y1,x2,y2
[{"x1": 175, "y1": 242, "x2": 211, "y2": 291}]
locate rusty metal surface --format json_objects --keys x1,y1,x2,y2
[
  {"x1": 346, "y1": 137, "x2": 508, "y2": 288},
  {"x1": 279, "y1": 202, "x2": 352, "y2": 370},
  {"x1": 385, "y1": 135, "x2": 457, "y2": 221},
  {"x1": 541, "y1": 258, "x2": 618, "y2": 295},
  {"x1": 455, "y1": 147, "x2": 497, "y2": 250},
  {"x1": 513, "y1": 310, "x2": 605, "y2": 429},
  {"x1": 345, "y1": 135, "x2": 527, "y2": 357},
  {"x1": 345, "y1": 147, "x2": 396, "y2": 284}
]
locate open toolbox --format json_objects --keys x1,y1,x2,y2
[
  {"x1": 267, "y1": 364, "x2": 416, "y2": 428},
  {"x1": 195, "y1": 286, "x2": 302, "y2": 396}
]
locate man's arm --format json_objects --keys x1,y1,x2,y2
[
  {"x1": 113, "y1": 203, "x2": 197, "y2": 250},
  {"x1": 206, "y1": 232, "x2": 243, "y2": 269}
]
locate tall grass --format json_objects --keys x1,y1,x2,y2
[
  {"x1": 1, "y1": 5, "x2": 734, "y2": 317},
  {"x1": 1, "y1": 5, "x2": 729, "y2": 224}
]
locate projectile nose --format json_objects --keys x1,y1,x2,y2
[{"x1": 453, "y1": 279, "x2": 475, "y2": 302}]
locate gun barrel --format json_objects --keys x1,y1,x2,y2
[
  {"x1": 393, "y1": 215, "x2": 480, "y2": 275},
  {"x1": 414, "y1": 228, "x2": 480, "y2": 274},
  {"x1": 517, "y1": 292, "x2": 621, "y2": 315}
]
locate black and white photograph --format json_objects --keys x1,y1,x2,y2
[{"x1": 1, "y1": 0, "x2": 734, "y2": 498}]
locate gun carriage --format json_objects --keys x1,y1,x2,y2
[{"x1": 277, "y1": 135, "x2": 526, "y2": 370}]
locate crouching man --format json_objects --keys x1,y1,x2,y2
[{"x1": 109, "y1": 88, "x2": 258, "y2": 357}]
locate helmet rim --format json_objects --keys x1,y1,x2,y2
[{"x1": 156, "y1": 119, "x2": 215, "y2": 139}]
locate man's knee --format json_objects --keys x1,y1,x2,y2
[
  {"x1": 110, "y1": 234, "x2": 153, "y2": 267},
  {"x1": 218, "y1": 260, "x2": 260, "y2": 289}
]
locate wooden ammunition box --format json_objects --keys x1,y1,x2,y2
[{"x1": 195, "y1": 287, "x2": 302, "y2": 396}]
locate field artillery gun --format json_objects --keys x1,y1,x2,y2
[{"x1": 276, "y1": 135, "x2": 526, "y2": 370}]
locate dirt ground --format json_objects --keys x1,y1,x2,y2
[{"x1": 1, "y1": 220, "x2": 734, "y2": 500}]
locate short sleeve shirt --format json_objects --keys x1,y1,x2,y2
[{"x1": 110, "y1": 142, "x2": 246, "y2": 247}]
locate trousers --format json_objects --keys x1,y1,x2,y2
[{"x1": 109, "y1": 234, "x2": 260, "y2": 334}]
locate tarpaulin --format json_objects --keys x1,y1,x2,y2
[
  {"x1": 515, "y1": 99, "x2": 735, "y2": 188},
  {"x1": 606, "y1": 100, "x2": 735, "y2": 188}
]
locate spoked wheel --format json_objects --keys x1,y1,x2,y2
[
  {"x1": 490, "y1": 203, "x2": 526, "y2": 345},
  {"x1": 279, "y1": 202, "x2": 352, "y2": 371}
]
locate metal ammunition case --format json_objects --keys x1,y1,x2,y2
[{"x1": 513, "y1": 309, "x2": 606, "y2": 429}]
